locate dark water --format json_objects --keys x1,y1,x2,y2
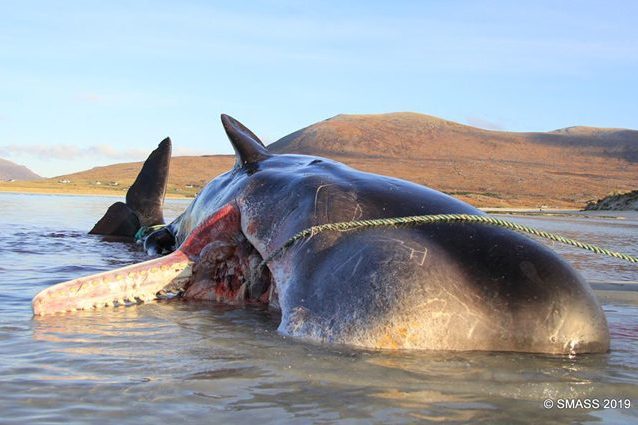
[{"x1": 0, "y1": 193, "x2": 637, "y2": 424}]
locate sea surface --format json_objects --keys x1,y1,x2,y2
[{"x1": 0, "y1": 193, "x2": 637, "y2": 424}]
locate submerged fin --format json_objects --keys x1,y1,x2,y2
[
  {"x1": 90, "y1": 138, "x2": 172, "y2": 237},
  {"x1": 89, "y1": 201, "x2": 140, "y2": 236},
  {"x1": 126, "y1": 137, "x2": 172, "y2": 227}
]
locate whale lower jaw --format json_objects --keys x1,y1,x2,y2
[
  {"x1": 32, "y1": 203, "x2": 274, "y2": 315},
  {"x1": 32, "y1": 250, "x2": 193, "y2": 315}
]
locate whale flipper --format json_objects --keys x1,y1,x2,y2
[
  {"x1": 88, "y1": 201, "x2": 139, "y2": 236},
  {"x1": 89, "y1": 138, "x2": 171, "y2": 237},
  {"x1": 125, "y1": 137, "x2": 171, "y2": 227}
]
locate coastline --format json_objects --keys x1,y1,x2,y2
[
  {"x1": 479, "y1": 207, "x2": 578, "y2": 214},
  {"x1": 1, "y1": 185, "x2": 579, "y2": 210},
  {"x1": 0, "y1": 186, "x2": 193, "y2": 200}
]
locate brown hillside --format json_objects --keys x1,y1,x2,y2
[
  {"x1": 0, "y1": 158, "x2": 42, "y2": 181},
  {"x1": 269, "y1": 113, "x2": 638, "y2": 207},
  {"x1": 0, "y1": 156, "x2": 234, "y2": 198},
  {"x1": 1, "y1": 112, "x2": 636, "y2": 208},
  {"x1": 62, "y1": 155, "x2": 236, "y2": 198},
  {"x1": 270, "y1": 113, "x2": 637, "y2": 163}
]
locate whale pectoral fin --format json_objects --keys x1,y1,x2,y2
[
  {"x1": 90, "y1": 138, "x2": 171, "y2": 237},
  {"x1": 125, "y1": 137, "x2": 171, "y2": 227},
  {"x1": 221, "y1": 114, "x2": 270, "y2": 166},
  {"x1": 89, "y1": 201, "x2": 140, "y2": 237}
]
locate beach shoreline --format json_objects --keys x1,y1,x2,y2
[
  {"x1": 1, "y1": 185, "x2": 584, "y2": 211},
  {"x1": 0, "y1": 186, "x2": 193, "y2": 199}
]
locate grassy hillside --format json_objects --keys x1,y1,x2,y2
[
  {"x1": 0, "y1": 155, "x2": 235, "y2": 198},
  {"x1": 1, "y1": 112, "x2": 636, "y2": 208},
  {"x1": 269, "y1": 113, "x2": 637, "y2": 207}
]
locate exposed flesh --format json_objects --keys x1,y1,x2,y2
[{"x1": 32, "y1": 204, "x2": 273, "y2": 315}]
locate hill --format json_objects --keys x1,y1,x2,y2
[
  {"x1": 270, "y1": 113, "x2": 637, "y2": 163},
  {"x1": 1, "y1": 112, "x2": 636, "y2": 208},
  {"x1": 0, "y1": 155, "x2": 234, "y2": 198},
  {"x1": 584, "y1": 190, "x2": 638, "y2": 211},
  {"x1": 0, "y1": 158, "x2": 42, "y2": 181},
  {"x1": 269, "y1": 113, "x2": 637, "y2": 207}
]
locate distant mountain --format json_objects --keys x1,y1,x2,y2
[
  {"x1": 267, "y1": 113, "x2": 638, "y2": 207},
  {"x1": 270, "y1": 113, "x2": 638, "y2": 162},
  {"x1": 0, "y1": 158, "x2": 41, "y2": 181},
  {"x1": 2, "y1": 112, "x2": 636, "y2": 208}
]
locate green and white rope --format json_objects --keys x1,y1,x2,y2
[
  {"x1": 134, "y1": 224, "x2": 167, "y2": 242},
  {"x1": 260, "y1": 214, "x2": 638, "y2": 267}
]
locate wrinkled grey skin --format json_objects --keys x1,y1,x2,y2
[{"x1": 146, "y1": 115, "x2": 609, "y2": 354}]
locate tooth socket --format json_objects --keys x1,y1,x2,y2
[{"x1": 32, "y1": 253, "x2": 193, "y2": 315}]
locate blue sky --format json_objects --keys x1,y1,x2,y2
[{"x1": 1, "y1": 0, "x2": 637, "y2": 177}]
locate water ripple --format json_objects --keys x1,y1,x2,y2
[{"x1": 0, "y1": 194, "x2": 636, "y2": 424}]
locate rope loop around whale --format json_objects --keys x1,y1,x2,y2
[
  {"x1": 134, "y1": 224, "x2": 167, "y2": 242},
  {"x1": 259, "y1": 214, "x2": 638, "y2": 268}
]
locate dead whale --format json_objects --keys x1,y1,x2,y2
[{"x1": 32, "y1": 115, "x2": 610, "y2": 354}]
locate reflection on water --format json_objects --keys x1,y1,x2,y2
[
  {"x1": 0, "y1": 194, "x2": 637, "y2": 424},
  {"x1": 498, "y1": 212, "x2": 638, "y2": 283}
]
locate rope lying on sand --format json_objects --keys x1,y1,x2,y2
[{"x1": 260, "y1": 214, "x2": 638, "y2": 268}]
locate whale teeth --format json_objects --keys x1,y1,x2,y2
[
  {"x1": 31, "y1": 251, "x2": 194, "y2": 315},
  {"x1": 267, "y1": 285, "x2": 274, "y2": 303},
  {"x1": 236, "y1": 283, "x2": 247, "y2": 301}
]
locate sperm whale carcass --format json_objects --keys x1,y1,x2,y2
[{"x1": 32, "y1": 115, "x2": 610, "y2": 354}]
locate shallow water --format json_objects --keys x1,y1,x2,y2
[{"x1": 0, "y1": 193, "x2": 637, "y2": 424}]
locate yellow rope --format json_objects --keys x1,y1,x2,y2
[
  {"x1": 134, "y1": 224, "x2": 166, "y2": 242},
  {"x1": 260, "y1": 214, "x2": 638, "y2": 267}
]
